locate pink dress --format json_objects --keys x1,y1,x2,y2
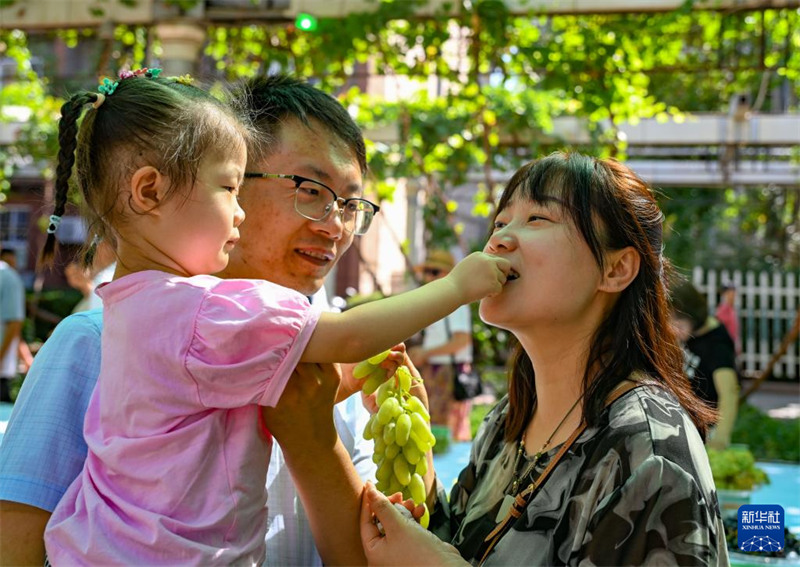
[{"x1": 45, "y1": 271, "x2": 320, "y2": 565}]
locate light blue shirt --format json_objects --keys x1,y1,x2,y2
[
  {"x1": 0, "y1": 261, "x2": 26, "y2": 377},
  {"x1": 0, "y1": 309, "x2": 376, "y2": 565},
  {"x1": 0, "y1": 310, "x2": 102, "y2": 511}
]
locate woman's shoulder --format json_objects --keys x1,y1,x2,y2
[{"x1": 596, "y1": 383, "x2": 711, "y2": 480}]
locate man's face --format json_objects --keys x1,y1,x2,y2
[{"x1": 221, "y1": 117, "x2": 364, "y2": 296}]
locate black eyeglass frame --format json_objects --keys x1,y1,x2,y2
[{"x1": 243, "y1": 173, "x2": 380, "y2": 235}]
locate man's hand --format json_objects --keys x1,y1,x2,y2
[
  {"x1": 263, "y1": 363, "x2": 368, "y2": 566},
  {"x1": 360, "y1": 483, "x2": 465, "y2": 567},
  {"x1": 261, "y1": 363, "x2": 341, "y2": 449},
  {"x1": 360, "y1": 345, "x2": 428, "y2": 415}
]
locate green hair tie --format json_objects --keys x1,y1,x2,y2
[{"x1": 98, "y1": 78, "x2": 118, "y2": 96}]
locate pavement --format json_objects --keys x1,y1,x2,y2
[{"x1": 740, "y1": 379, "x2": 800, "y2": 420}]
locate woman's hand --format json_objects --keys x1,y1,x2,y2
[{"x1": 360, "y1": 483, "x2": 466, "y2": 567}]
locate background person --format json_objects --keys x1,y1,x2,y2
[
  {"x1": 360, "y1": 152, "x2": 725, "y2": 566},
  {"x1": 0, "y1": 250, "x2": 26, "y2": 402},
  {"x1": 716, "y1": 283, "x2": 741, "y2": 356},
  {"x1": 63, "y1": 262, "x2": 94, "y2": 313},
  {"x1": 409, "y1": 249, "x2": 476, "y2": 441},
  {"x1": 670, "y1": 280, "x2": 739, "y2": 451}
]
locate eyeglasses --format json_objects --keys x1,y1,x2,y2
[{"x1": 243, "y1": 173, "x2": 380, "y2": 236}]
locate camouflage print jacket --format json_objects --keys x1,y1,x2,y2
[{"x1": 430, "y1": 384, "x2": 728, "y2": 566}]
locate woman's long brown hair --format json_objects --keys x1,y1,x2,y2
[{"x1": 498, "y1": 152, "x2": 715, "y2": 442}]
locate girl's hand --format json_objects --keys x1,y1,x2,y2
[
  {"x1": 360, "y1": 483, "x2": 466, "y2": 567},
  {"x1": 446, "y1": 252, "x2": 511, "y2": 304}
]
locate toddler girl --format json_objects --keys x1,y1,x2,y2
[{"x1": 42, "y1": 71, "x2": 509, "y2": 565}]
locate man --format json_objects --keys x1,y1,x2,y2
[
  {"x1": 0, "y1": 249, "x2": 26, "y2": 402},
  {"x1": 0, "y1": 74, "x2": 373, "y2": 566}
]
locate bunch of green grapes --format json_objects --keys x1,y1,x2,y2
[{"x1": 354, "y1": 352, "x2": 435, "y2": 528}]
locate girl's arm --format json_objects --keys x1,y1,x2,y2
[{"x1": 301, "y1": 252, "x2": 509, "y2": 364}]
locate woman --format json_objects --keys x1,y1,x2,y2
[
  {"x1": 670, "y1": 280, "x2": 739, "y2": 451},
  {"x1": 361, "y1": 152, "x2": 726, "y2": 566}
]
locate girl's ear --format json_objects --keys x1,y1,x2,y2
[
  {"x1": 128, "y1": 166, "x2": 167, "y2": 215},
  {"x1": 599, "y1": 246, "x2": 640, "y2": 293}
]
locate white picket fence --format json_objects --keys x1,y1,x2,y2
[{"x1": 692, "y1": 267, "x2": 800, "y2": 380}]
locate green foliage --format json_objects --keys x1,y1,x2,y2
[
  {"x1": 707, "y1": 446, "x2": 769, "y2": 490},
  {"x1": 731, "y1": 403, "x2": 800, "y2": 462},
  {"x1": 470, "y1": 402, "x2": 494, "y2": 438},
  {"x1": 430, "y1": 424, "x2": 450, "y2": 454},
  {"x1": 0, "y1": 31, "x2": 63, "y2": 191},
  {"x1": 3, "y1": 1, "x2": 799, "y2": 268}
]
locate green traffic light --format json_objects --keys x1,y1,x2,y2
[{"x1": 295, "y1": 13, "x2": 318, "y2": 32}]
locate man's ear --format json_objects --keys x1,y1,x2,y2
[
  {"x1": 599, "y1": 246, "x2": 640, "y2": 293},
  {"x1": 128, "y1": 166, "x2": 167, "y2": 215}
]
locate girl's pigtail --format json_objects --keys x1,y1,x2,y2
[{"x1": 39, "y1": 91, "x2": 102, "y2": 270}]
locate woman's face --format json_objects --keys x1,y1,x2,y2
[{"x1": 479, "y1": 194, "x2": 604, "y2": 333}]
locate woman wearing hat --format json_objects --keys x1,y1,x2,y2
[{"x1": 409, "y1": 249, "x2": 477, "y2": 441}]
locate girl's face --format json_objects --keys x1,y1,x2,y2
[
  {"x1": 160, "y1": 142, "x2": 247, "y2": 276},
  {"x1": 479, "y1": 194, "x2": 604, "y2": 333}
]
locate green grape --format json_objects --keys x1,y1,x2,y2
[
  {"x1": 367, "y1": 349, "x2": 391, "y2": 365},
  {"x1": 377, "y1": 400, "x2": 395, "y2": 425},
  {"x1": 419, "y1": 504, "x2": 430, "y2": 529},
  {"x1": 408, "y1": 473, "x2": 425, "y2": 504},
  {"x1": 402, "y1": 442, "x2": 422, "y2": 465},
  {"x1": 405, "y1": 397, "x2": 430, "y2": 422},
  {"x1": 385, "y1": 443, "x2": 401, "y2": 459},
  {"x1": 382, "y1": 422, "x2": 397, "y2": 445},
  {"x1": 363, "y1": 416, "x2": 375, "y2": 441},
  {"x1": 383, "y1": 397, "x2": 401, "y2": 417},
  {"x1": 376, "y1": 458, "x2": 393, "y2": 482},
  {"x1": 362, "y1": 368, "x2": 386, "y2": 395},
  {"x1": 353, "y1": 360, "x2": 375, "y2": 379},
  {"x1": 395, "y1": 413, "x2": 411, "y2": 447},
  {"x1": 410, "y1": 411, "x2": 430, "y2": 436},
  {"x1": 376, "y1": 380, "x2": 393, "y2": 406},
  {"x1": 396, "y1": 366, "x2": 412, "y2": 392},
  {"x1": 370, "y1": 415, "x2": 384, "y2": 439},
  {"x1": 358, "y1": 361, "x2": 435, "y2": 530},
  {"x1": 415, "y1": 456, "x2": 428, "y2": 476},
  {"x1": 393, "y1": 457, "x2": 411, "y2": 486},
  {"x1": 410, "y1": 431, "x2": 432, "y2": 454}
]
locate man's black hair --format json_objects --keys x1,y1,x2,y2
[{"x1": 236, "y1": 74, "x2": 367, "y2": 175}]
